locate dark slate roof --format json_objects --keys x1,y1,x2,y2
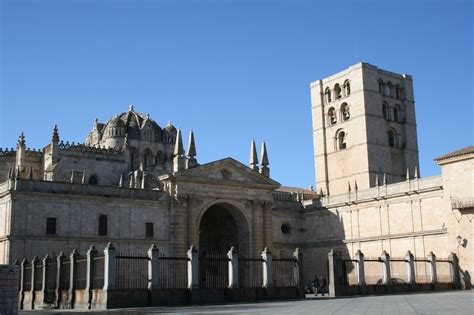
[{"x1": 435, "y1": 146, "x2": 474, "y2": 161}]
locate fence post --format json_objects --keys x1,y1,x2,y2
[
  {"x1": 41, "y1": 254, "x2": 49, "y2": 305},
  {"x1": 327, "y1": 249, "x2": 336, "y2": 297},
  {"x1": 380, "y1": 250, "x2": 391, "y2": 285},
  {"x1": 103, "y1": 242, "x2": 117, "y2": 290},
  {"x1": 68, "y1": 249, "x2": 79, "y2": 308},
  {"x1": 355, "y1": 250, "x2": 366, "y2": 286},
  {"x1": 261, "y1": 247, "x2": 273, "y2": 288},
  {"x1": 293, "y1": 248, "x2": 304, "y2": 297},
  {"x1": 30, "y1": 256, "x2": 38, "y2": 309},
  {"x1": 187, "y1": 245, "x2": 199, "y2": 289},
  {"x1": 19, "y1": 258, "x2": 27, "y2": 309},
  {"x1": 148, "y1": 244, "x2": 159, "y2": 289},
  {"x1": 405, "y1": 250, "x2": 415, "y2": 285},
  {"x1": 85, "y1": 245, "x2": 97, "y2": 309},
  {"x1": 448, "y1": 252, "x2": 461, "y2": 289},
  {"x1": 227, "y1": 246, "x2": 239, "y2": 289},
  {"x1": 55, "y1": 252, "x2": 65, "y2": 308},
  {"x1": 427, "y1": 251, "x2": 437, "y2": 286}
]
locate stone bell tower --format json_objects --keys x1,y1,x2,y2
[{"x1": 310, "y1": 63, "x2": 420, "y2": 195}]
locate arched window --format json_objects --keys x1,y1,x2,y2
[
  {"x1": 334, "y1": 84, "x2": 342, "y2": 99},
  {"x1": 337, "y1": 130, "x2": 347, "y2": 150},
  {"x1": 328, "y1": 107, "x2": 337, "y2": 125},
  {"x1": 98, "y1": 215, "x2": 107, "y2": 236},
  {"x1": 156, "y1": 151, "x2": 164, "y2": 164},
  {"x1": 341, "y1": 103, "x2": 350, "y2": 121},
  {"x1": 388, "y1": 130, "x2": 396, "y2": 147},
  {"x1": 88, "y1": 175, "x2": 98, "y2": 185},
  {"x1": 129, "y1": 148, "x2": 138, "y2": 171},
  {"x1": 378, "y1": 80, "x2": 385, "y2": 94},
  {"x1": 382, "y1": 103, "x2": 389, "y2": 120},
  {"x1": 393, "y1": 105, "x2": 400, "y2": 122},
  {"x1": 395, "y1": 85, "x2": 402, "y2": 99},
  {"x1": 325, "y1": 87, "x2": 332, "y2": 103},
  {"x1": 385, "y1": 82, "x2": 392, "y2": 97},
  {"x1": 143, "y1": 149, "x2": 153, "y2": 167},
  {"x1": 343, "y1": 80, "x2": 350, "y2": 96}
]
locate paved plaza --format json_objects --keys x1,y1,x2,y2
[{"x1": 20, "y1": 291, "x2": 473, "y2": 314}]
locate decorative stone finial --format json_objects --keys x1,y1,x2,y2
[
  {"x1": 18, "y1": 132, "x2": 25, "y2": 146},
  {"x1": 52, "y1": 125, "x2": 59, "y2": 142},
  {"x1": 174, "y1": 128, "x2": 185, "y2": 156},
  {"x1": 406, "y1": 168, "x2": 410, "y2": 181},
  {"x1": 259, "y1": 141, "x2": 270, "y2": 177},
  {"x1": 118, "y1": 174, "x2": 123, "y2": 188},
  {"x1": 249, "y1": 139, "x2": 259, "y2": 171},
  {"x1": 383, "y1": 173, "x2": 387, "y2": 185},
  {"x1": 128, "y1": 104, "x2": 134, "y2": 112},
  {"x1": 187, "y1": 129, "x2": 196, "y2": 158},
  {"x1": 414, "y1": 166, "x2": 419, "y2": 179}
]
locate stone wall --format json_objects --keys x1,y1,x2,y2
[{"x1": 0, "y1": 264, "x2": 19, "y2": 315}]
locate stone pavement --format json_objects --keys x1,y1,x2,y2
[{"x1": 20, "y1": 291, "x2": 473, "y2": 314}]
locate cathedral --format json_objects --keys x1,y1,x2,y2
[{"x1": 0, "y1": 62, "x2": 472, "y2": 288}]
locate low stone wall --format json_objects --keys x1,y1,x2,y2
[
  {"x1": 0, "y1": 264, "x2": 20, "y2": 315},
  {"x1": 335, "y1": 283, "x2": 456, "y2": 296}
]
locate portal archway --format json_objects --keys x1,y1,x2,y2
[{"x1": 198, "y1": 203, "x2": 249, "y2": 255}]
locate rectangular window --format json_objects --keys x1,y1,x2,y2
[
  {"x1": 46, "y1": 217, "x2": 56, "y2": 235},
  {"x1": 98, "y1": 215, "x2": 108, "y2": 236},
  {"x1": 145, "y1": 222, "x2": 154, "y2": 238}
]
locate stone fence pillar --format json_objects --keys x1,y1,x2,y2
[
  {"x1": 41, "y1": 254, "x2": 49, "y2": 305},
  {"x1": 448, "y1": 252, "x2": 461, "y2": 289},
  {"x1": 103, "y1": 243, "x2": 116, "y2": 290},
  {"x1": 86, "y1": 245, "x2": 97, "y2": 309},
  {"x1": 227, "y1": 247, "x2": 239, "y2": 289},
  {"x1": 67, "y1": 249, "x2": 79, "y2": 308},
  {"x1": 261, "y1": 247, "x2": 273, "y2": 288},
  {"x1": 293, "y1": 248, "x2": 304, "y2": 297},
  {"x1": 355, "y1": 250, "x2": 366, "y2": 286},
  {"x1": 55, "y1": 252, "x2": 65, "y2": 308},
  {"x1": 148, "y1": 244, "x2": 159, "y2": 289},
  {"x1": 187, "y1": 245, "x2": 199, "y2": 289},
  {"x1": 19, "y1": 259, "x2": 27, "y2": 309},
  {"x1": 427, "y1": 252, "x2": 437, "y2": 285},
  {"x1": 405, "y1": 250, "x2": 415, "y2": 285},
  {"x1": 380, "y1": 251, "x2": 391, "y2": 285}
]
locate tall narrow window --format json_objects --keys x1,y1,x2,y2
[
  {"x1": 393, "y1": 105, "x2": 400, "y2": 122},
  {"x1": 382, "y1": 103, "x2": 388, "y2": 120},
  {"x1": 334, "y1": 84, "x2": 342, "y2": 99},
  {"x1": 46, "y1": 218, "x2": 56, "y2": 235},
  {"x1": 98, "y1": 215, "x2": 108, "y2": 236},
  {"x1": 379, "y1": 80, "x2": 385, "y2": 94},
  {"x1": 343, "y1": 80, "x2": 350, "y2": 96},
  {"x1": 388, "y1": 130, "x2": 396, "y2": 147},
  {"x1": 337, "y1": 131, "x2": 347, "y2": 150},
  {"x1": 341, "y1": 103, "x2": 350, "y2": 121},
  {"x1": 325, "y1": 87, "x2": 332, "y2": 103},
  {"x1": 145, "y1": 222, "x2": 154, "y2": 238},
  {"x1": 395, "y1": 85, "x2": 401, "y2": 99},
  {"x1": 328, "y1": 107, "x2": 337, "y2": 125}
]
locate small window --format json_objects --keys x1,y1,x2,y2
[
  {"x1": 98, "y1": 215, "x2": 108, "y2": 236},
  {"x1": 328, "y1": 107, "x2": 337, "y2": 125},
  {"x1": 337, "y1": 130, "x2": 347, "y2": 150},
  {"x1": 393, "y1": 106, "x2": 400, "y2": 122},
  {"x1": 395, "y1": 85, "x2": 401, "y2": 99},
  {"x1": 334, "y1": 84, "x2": 342, "y2": 99},
  {"x1": 143, "y1": 149, "x2": 152, "y2": 167},
  {"x1": 145, "y1": 222, "x2": 154, "y2": 238},
  {"x1": 388, "y1": 130, "x2": 396, "y2": 147},
  {"x1": 378, "y1": 80, "x2": 384, "y2": 94},
  {"x1": 88, "y1": 175, "x2": 98, "y2": 185},
  {"x1": 325, "y1": 87, "x2": 332, "y2": 103},
  {"x1": 341, "y1": 103, "x2": 350, "y2": 121},
  {"x1": 46, "y1": 217, "x2": 56, "y2": 235},
  {"x1": 343, "y1": 80, "x2": 350, "y2": 96},
  {"x1": 281, "y1": 223, "x2": 291, "y2": 234}
]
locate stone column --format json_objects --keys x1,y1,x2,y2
[
  {"x1": 293, "y1": 248, "x2": 304, "y2": 297},
  {"x1": 327, "y1": 249, "x2": 337, "y2": 297},
  {"x1": 448, "y1": 252, "x2": 461, "y2": 289},
  {"x1": 380, "y1": 251, "x2": 391, "y2": 285},
  {"x1": 261, "y1": 247, "x2": 272, "y2": 288},
  {"x1": 86, "y1": 245, "x2": 97, "y2": 309},
  {"x1": 148, "y1": 244, "x2": 159, "y2": 289},
  {"x1": 67, "y1": 249, "x2": 79, "y2": 308},
  {"x1": 55, "y1": 252, "x2": 65, "y2": 308},
  {"x1": 103, "y1": 243, "x2": 116, "y2": 290},
  {"x1": 355, "y1": 250, "x2": 366, "y2": 286},
  {"x1": 30, "y1": 256, "x2": 38, "y2": 310},
  {"x1": 427, "y1": 251, "x2": 437, "y2": 285},
  {"x1": 405, "y1": 250, "x2": 415, "y2": 285},
  {"x1": 187, "y1": 245, "x2": 198, "y2": 289},
  {"x1": 41, "y1": 254, "x2": 49, "y2": 305},
  {"x1": 19, "y1": 258, "x2": 27, "y2": 310},
  {"x1": 227, "y1": 247, "x2": 239, "y2": 289}
]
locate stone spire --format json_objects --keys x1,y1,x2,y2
[
  {"x1": 173, "y1": 128, "x2": 185, "y2": 173},
  {"x1": 16, "y1": 132, "x2": 26, "y2": 176},
  {"x1": 383, "y1": 173, "x2": 387, "y2": 185},
  {"x1": 51, "y1": 125, "x2": 60, "y2": 163},
  {"x1": 406, "y1": 168, "x2": 410, "y2": 181},
  {"x1": 51, "y1": 125, "x2": 59, "y2": 142},
  {"x1": 259, "y1": 141, "x2": 270, "y2": 177},
  {"x1": 375, "y1": 174, "x2": 380, "y2": 186},
  {"x1": 186, "y1": 129, "x2": 198, "y2": 169},
  {"x1": 414, "y1": 166, "x2": 419, "y2": 179},
  {"x1": 249, "y1": 139, "x2": 259, "y2": 171}
]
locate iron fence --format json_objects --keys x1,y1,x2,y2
[
  {"x1": 199, "y1": 253, "x2": 229, "y2": 289},
  {"x1": 238, "y1": 256, "x2": 263, "y2": 288},
  {"x1": 390, "y1": 259, "x2": 408, "y2": 284},
  {"x1": 60, "y1": 259, "x2": 70, "y2": 290},
  {"x1": 436, "y1": 259, "x2": 453, "y2": 283},
  {"x1": 158, "y1": 254, "x2": 189, "y2": 289},
  {"x1": 34, "y1": 263, "x2": 43, "y2": 291},
  {"x1": 115, "y1": 252, "x2": 150, "y2": 289},
  {"x1": 364, "y1": 259, "x2": 383, "y2": 285},
  {"x1": 23, "y1": 265, "x2": 32, "y2": 291},
  {"x1": 92, "y1": 255, "x2": 105, "y2": 289},
  {"x1": 272, "y1": 257, "x2": 296, "y2": 287},
  {"x1": 338, "y1": 259, "x2": 358, "y2": 285},
  {"x1": 414, "y1": 259, "x2": 430, "y2": 284},
  {"x1": 74, "y1": 256, "x2": 88, "y2": 290},
  {"x1": 45, "y1": 260, "x2": 57, "y2": 303}
]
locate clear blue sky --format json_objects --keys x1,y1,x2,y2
[{"x1": 1, "y1": 0, "x2": 472, "y2": 188}]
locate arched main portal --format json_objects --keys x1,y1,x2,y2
[{"x1": 199, "y1": 203, "x2": 249, "y2": 255}]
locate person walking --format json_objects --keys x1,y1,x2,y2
[
  {"x1": 319, "y1": 275, "x2": 327, "y2": 296},
  {"x1": 311, "y1": 275, "x2": 319, "y2": 296}
]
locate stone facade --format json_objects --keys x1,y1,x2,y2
[{"x1": 0, "y1": 63, "x2": 472, "y2": 291}]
